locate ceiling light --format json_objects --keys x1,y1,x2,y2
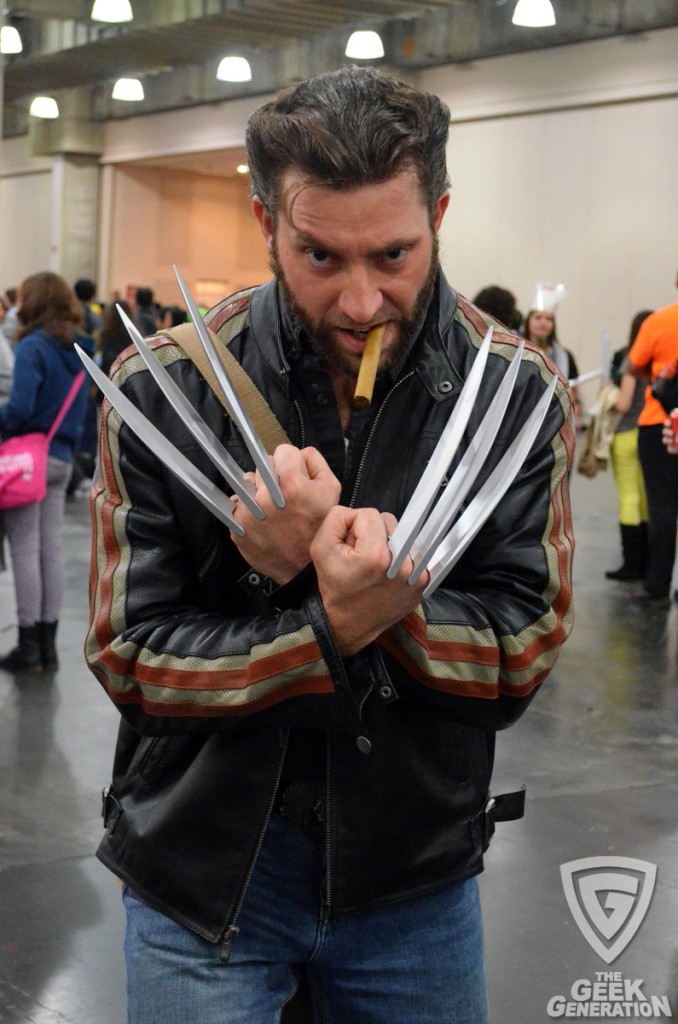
[
  {"x1": 216, "y1": 56, "x2": 252, "y2": 82},
  {"x1": 512, "y1": 0, "x2": 556, "y2": 27},
  {"x1": 29, "y1": 96, "x2": 60, "y2": 119},
  {"x1": 236, "y1": 164, "x2": 249, "y2": 174},
  {"x1": 112, "y1": 77, "x2": 144, "y2": 101},
  {"x1": 1, "y1": 25, "x2": 23, "y2": 53},
  {"x1": 345, "y1": 30, "x2": 384, "y2": 59},
  {"x1": 91, "y1": 0, "x2": 133, "y2": 23}
]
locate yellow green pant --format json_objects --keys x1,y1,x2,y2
[{"x1": 610, "y1": 428, "x2": 647, "y2": 526}]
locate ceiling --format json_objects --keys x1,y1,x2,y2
[{"x1": 2, "y1": 0, "x2": 678, "y2": 136}]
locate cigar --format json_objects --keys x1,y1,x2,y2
[{"x1": 353, "y1": 324, "x2": 386, "y2": 409}]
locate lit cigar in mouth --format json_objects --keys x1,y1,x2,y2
[{"x1": 353, "y1": 324, "x2": 386, "y2": 410}]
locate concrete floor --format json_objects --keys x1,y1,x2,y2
[{"x1": 1, "y1": 462, "x2": 677, "y2": 1023}]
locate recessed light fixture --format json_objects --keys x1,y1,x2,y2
[
  {"x1": 236, "y1": 164, "x2": 249, "y2": 174},
  {"x1": 345, "y1": 30, "x2": 384, "y2": 59},
  {"x1": 112, "y1": 77, "x2": 145, "y2": 101},
  {"x1": 216, "y1": 56, "x2": 252, "y2": 82},
  {"x1": 29, "y1": 96, "x2": 60, "y2": 119},
  {"x1": 91, "y1": 0, "x2": 133, "y2": 23},
  {"x1": 512, "y1": 0, "x2": 556, "y2": 28},
  {"x1": 0, "y1": 25, "x2": 23, "y2": 53}
]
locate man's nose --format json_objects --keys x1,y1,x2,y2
[{"x1": 337, "y1": 267, "x2": 383, "y2": 325}]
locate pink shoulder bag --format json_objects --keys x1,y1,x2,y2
[{"x1": 0, "y1": 370, "x2": 86, "y2": 510}]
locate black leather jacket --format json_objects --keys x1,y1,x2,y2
[{"x1": 88, "y1": 273, "x2": 574, "y2": 950}]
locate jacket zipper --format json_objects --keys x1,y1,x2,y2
[
  {"x1": 219, "y1": 729, "x2": 290, "y2": 962},
  {"x1": 197, "y1": 539, "x2": 220, "y2": 581},
  {"x1": 292, "y1": 399, "x2": 306, "y2": 448},
  {"x1": 349, "y1": 371, "x2": 415, "y2": 507},
  {"x1": 315, "y1": 372, "x2": 416, "y2": 920},
  {"x1": 323, "y1": 733, "x2": 333, "y2": 921}
]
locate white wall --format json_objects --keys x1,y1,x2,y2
[
  {"x1": 0, "y1": 137, "x2": 53, "y2": 289},
  {"x1": 425, "y1": 28, "x2": 678, "y2": 392}
]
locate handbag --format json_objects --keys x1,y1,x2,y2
[
  {"x1": 651, "y1": 360, "x2": 678, "y2": 414},
  {"x1": 0, "y1": 370, "x2": 86, "y2": 510}
]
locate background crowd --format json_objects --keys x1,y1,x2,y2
[{"x1": 1, "y1": 270, "x2": 677, "y2": 675}]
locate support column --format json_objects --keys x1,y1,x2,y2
[{"x1": 30, "y1": 89, "x2": 104, "y2": 284}]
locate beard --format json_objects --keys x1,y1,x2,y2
[{"x1": 270, "y1": 237, "x2": 440, "y2": 378}]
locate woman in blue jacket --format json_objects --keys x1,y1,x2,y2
[{"x1": 0, "y1": 272, "x2": 94, "y2": 672}]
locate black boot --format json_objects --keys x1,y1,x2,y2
[
  {"x1": 605, "y1": 524, "x2": 645, "y2": 581},
  {"x1": 39, "y1": 620, "x2": 59, "y2": 670},
  {"x1": 0, "y1": 625, "x2": 42, "y2": 672}
]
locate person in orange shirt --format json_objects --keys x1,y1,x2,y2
[{"x1": 628, "y1": 290, "x2": 678, "y2": 606}]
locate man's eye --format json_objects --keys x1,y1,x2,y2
[
  {"x1": 384, "y1": 247, "x2": 406, "y2": 263},
  {"x1": 307, "y1": 250, "x2": 330, "y2": 266}
]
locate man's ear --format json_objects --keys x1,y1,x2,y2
[
  {"x1": 432, "y1": 191, "x2": 450, "y2": 233},
  {"x1": 252, "y1": 195, "x2": 274, "y2": 249}
]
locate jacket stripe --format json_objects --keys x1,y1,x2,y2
[
  {"x1": 86, "y1": 364, "x2": 335, "y2": 719},
  {"x1": 376, "y1": 315, "x2": 575, "y2": 701}
]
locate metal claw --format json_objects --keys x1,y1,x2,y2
[
  {"x1": 420, "y1": 375, "x2": 558, "y2": 598},
  {"x1": 386, "y1": 327, "x2": 494, "y2": 579},
  {"x1": 116, "y1": 304, "x2": 264, "y2": 521},
  {"x1": 75, "y1": 345, "x2": 245, "y2": 536},
  {"x1": 408, "y1": 340, "x2": 525, "y2": 583},
  {"x1": 172, "y1": 265, "x2": 285, "y2": 509}
]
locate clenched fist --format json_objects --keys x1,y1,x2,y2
[
  {"x1": 311, "y1": 505, "x2": 429, "y2": 656},
  {"x1": 230, "y1": 444, "x2": 341, "y2": 584}
]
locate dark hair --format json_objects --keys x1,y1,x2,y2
[
  {"x1": 99, "y1": 300, "x2": 133, "y2": 345},
  {"x1": 161, "y1": 305, "x2": 188, "y2": 328},
  {"x1": 524, "y1": 309, "x2": 557, "y2": 345},
  {"x1": 246, "y1": 66, "x2": 450, "y2": 225},
  {"x1": 473, "y1": 285, "x2": 521, "y2": 330},
  {"x1": 98, "y1": 300, "x2": 134, "y2": 380},
  {"x1": 628, "y1": 309, "x2": 653, "y2": 348},
  {"x1": 135, "y1": 287, "x2": 154, "y2": 307},
  {"x1": 17, "y1": 271, "x2": 82, "y2": 347},
  {"x1": 74, "y1": 278, "x2": 96, "y2": 302}
]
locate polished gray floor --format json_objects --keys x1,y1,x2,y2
[{"x1": 1, "y1": 462, "x2": 676, "y2": 1024}]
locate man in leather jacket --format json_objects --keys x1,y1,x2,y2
[{"x1": 86, "y1": 67, "x2": 574, "y2": 1023}]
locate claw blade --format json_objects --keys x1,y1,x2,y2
[
  {"x1": 172, "y1": 266, "x2": 285, "y2": 509},
  {"x1": 421, "y1": 375, "x2": 558, "y2": 598},
  {"x1": 116, "y1": 305, "x2": 264, "y2": 521},
  {"x1": 386, "y1": 327, "x2": 493, "y2": 579},
  {"x1": 408, "y1": 341, "x2": 524, "y2": 583},
  {"x1": 75, "y1": 344, "x2": 245, "y2": 536}
]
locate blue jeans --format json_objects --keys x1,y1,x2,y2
[{"x1": 123, "y1": 810, "x2": 489, "y2": 1023}]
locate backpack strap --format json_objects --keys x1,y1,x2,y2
[{"x1": 160, "y1": 314, "x2": 289, "y2": 456}]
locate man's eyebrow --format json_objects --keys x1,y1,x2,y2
[
  {"x1": 293, "y1": 229, "x2": 422, "y2": 255},
  {"x1": 295, "y1": 230, "x2": 330, "y2": 250}
]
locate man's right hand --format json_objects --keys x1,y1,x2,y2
[{"x1": 230, "y1": 444, "x2": 341, "y2": 584}]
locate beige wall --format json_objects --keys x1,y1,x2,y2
[
  {"x1": 423, "y1": 28, "x2": 678, "y2": 402},
  {"x1": 104, "y1": 165, "x2": 270, "y2": 309},
  {"x1": 0, "y1": 136, "x2": 52, "y2": 289}
]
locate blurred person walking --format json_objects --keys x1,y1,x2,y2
[
  {"x1": 0, "y1": 272, "x2": 94, "y2": 671},
  {"x1": 605, "y1": 311, "x2": 653, "y2": 581},
  {"x1": 134, "y1": 287, "x2": 160, "y2": 337},
  {"x1": 628, "y1": 287, "x2": 678, "y2": 606}
]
